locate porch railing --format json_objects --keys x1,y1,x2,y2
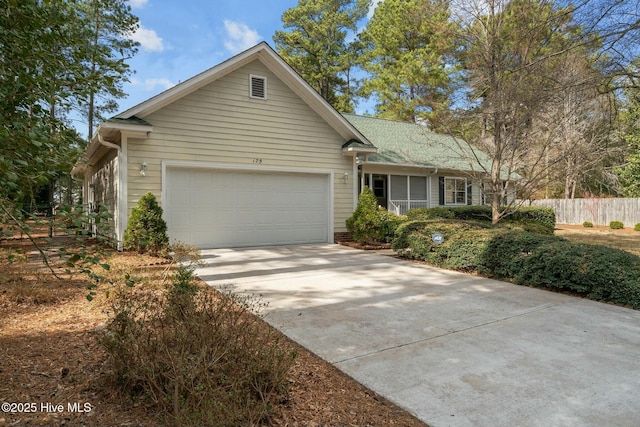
[{"x1": 388, "y1": 200, "x2": 430, "y2": 215}]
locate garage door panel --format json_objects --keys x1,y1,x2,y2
[{"x1": 165, "y1": 168, "x2": 330, "y2": 248}]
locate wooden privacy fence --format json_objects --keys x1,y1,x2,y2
[{"x1": 528, "y1": 198, "x2": 640, "y2": 227}]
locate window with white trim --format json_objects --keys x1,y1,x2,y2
[
  {"x1": 249, "y1": 75, "x2": 267, "y2": 99},
  {"x1": 445, "y1": 177, "x2": 467, "y2": 205},
  {"x1": 483, "y1": 181, "x2": 507, "y2": 205}
]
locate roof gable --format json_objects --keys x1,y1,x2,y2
[{"x1": 117, "y1": 42, "x2": 371, "y2": 145}]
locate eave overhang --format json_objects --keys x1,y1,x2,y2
[{"x1": 71, "y1": 117, "x2": 153, "y2": 176}]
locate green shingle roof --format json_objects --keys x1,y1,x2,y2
[
  {"x1": 106, "y1": 116, "x2": 152, "y2": 127},
  {"x1": 344, "y1": 114, "x2": 495, "y2": 174}
]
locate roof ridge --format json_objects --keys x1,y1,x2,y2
[{"x1": 343, "y1": 113, "x2": 417, "y2": 126}]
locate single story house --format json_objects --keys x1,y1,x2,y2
[{"x1": 73, "y1": 42, "x2": 507, "y2": 249}]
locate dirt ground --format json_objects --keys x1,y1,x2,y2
[
  {"x1": 554, "y1": 224, "x2": 640, "y2": 256},
  {"x1": 0, "y1": 236, "x2": 427, "y2": 427}
]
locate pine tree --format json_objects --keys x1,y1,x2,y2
[
  {"x1": 273, "y1": 0, "x2": 370, "y2": 112},
  {"x1": 359, "y1": 0, "x2": 459, "y2": 127}
]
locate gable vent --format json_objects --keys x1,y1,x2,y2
[{"x1": 250, "y1": 75, "x2": 266, "y2": 99}]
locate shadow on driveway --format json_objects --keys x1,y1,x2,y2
[{"x1": 196, "y1": 244, "x2": 640, "y2": 427}]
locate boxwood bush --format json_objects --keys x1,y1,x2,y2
[
  {"x1": 405, "y1": 207, "x2": 455, "y2": 221},
  {"x1": 392, "y1": 220, "x2": 499, "y2": 272},
  {"x1": 610, "y1": 221, "x2": 624, "y2": 230},
  {"x1": 404, "y1": 206, "x2": 556, "y2": 234},
  {"x1": 392, "y1": 220, "x2": 640, "y2": 308},
  {"x1": 483, "y1": 231, "x2": 640, "y2": 308}
]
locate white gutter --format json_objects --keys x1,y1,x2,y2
[{"x1": 98, "y1": 133, "x2": 121, "y2": 152}]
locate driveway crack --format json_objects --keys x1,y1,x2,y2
[{"x1": 334, "y1": 302, "x2": 563, "y2": 365}]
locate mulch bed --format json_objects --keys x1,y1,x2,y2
[{"x1": 0, "y1": 237, "x2": 427, "y2": 427}]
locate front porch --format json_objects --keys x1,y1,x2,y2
[
  {"x1": 360, "y1": 172, "x2": 434, "y2": 215},
  {"x1": 359, "y1": 169, "x2": 482, "y2": 215}
]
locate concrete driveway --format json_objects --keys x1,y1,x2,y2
[{"x1": 195, "y1": 244, "x2": 640, "y2": 427}]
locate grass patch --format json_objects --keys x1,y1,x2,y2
[{"x1": 555, "y1": 227, "x2": 640, "y2": 257}]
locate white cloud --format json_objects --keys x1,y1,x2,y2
[
  {"x1": 129, "y1": 0, "x2": 148, "y2": 9},
  {"x1": 223, "y1": 20, "x2": 261, "y2": 54},
  {"x1": 131, "y1": 25, "x2": 164, "y2": 52},
  {"x1": 367, "y1": 0, "x2": 383, "y2": 18},
  {"x1": 132, "y1": 77, "x2": 175, "y2": 91}
]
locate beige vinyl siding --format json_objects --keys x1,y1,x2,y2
[{"x1": 126, "y1": 59, "x2": 353, "y2": 231}]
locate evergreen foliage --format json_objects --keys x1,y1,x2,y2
[
  {"x1": 346, "y1": 187, "x2": 404, "y2": 244},
  {"x1": 392, "y1": 221, "x2": 640, "y2": 308},
  {"x1": 273, "y1": 0, "x2": 369, "y2": 112},
  {"x1": 123, "y1": 193, "x2": 169, "y2": 254},
  {"x1": 405, "y1": 205, "x2": 555, "y2": 234},
  {"x1": 0, "y1": 0, "x2": 139, "y2": 212},
  {"x1": 610, "y1": 221, "x2": 624, "y2": 230},
  {"x1": 358, "y1": 0, "x2": 459, "y2": 127}
]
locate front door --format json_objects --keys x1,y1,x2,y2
[{"x1": 362, "y1": 174, "x2": 387, "y2": 209}]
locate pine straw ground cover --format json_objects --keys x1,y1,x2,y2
[{"x1": 0, "y1": 237, "x2": 426, "y2": 427}]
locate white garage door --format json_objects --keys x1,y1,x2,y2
[{"x1": 164, "y1": 168, "x2": 330, "y2": 248}]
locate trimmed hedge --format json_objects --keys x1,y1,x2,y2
[
  {"x1": 610, "y1": 221, "x2": 624, "y2": 230},
  {"x1": 392, "y1": 220, "x2": 640, "y2": 308},
  {"x1": 392, "y1": 220, "x2": 499, "y2": 272},
  {"x1": 484, "y1": 232, "x2": 640, "y2": 308},
  {"x1": 404, "y1": 205, "x2": 556, "y2": 234}
]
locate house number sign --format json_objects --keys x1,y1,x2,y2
[{"x1": 253, "y1": 158, "x2": 263, "y2": 164}]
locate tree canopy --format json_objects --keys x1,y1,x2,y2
[
  {"x1": 273, "y1": 0, "x2": 370, "y2": 112},
  {"x1": 0, "y1": 0, "x2": 139, "y2": 214},
  {"x1": 271, "y1": 0, "x2": 640, "y2": 213},
  {"x1": 358, "y1": 0, "x2": 459, "y2": 128}
]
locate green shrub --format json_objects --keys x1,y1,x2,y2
[
  {"x1": 379, "y1": 209, "x2": 406, "y2": 242},
  {"x1": 501, "y1": 206, "x2": 556, "y2": 233},
  {"x1": 393, "y1": 221, "x2": 640, "y2": 308},
  {"x1": 610, "y1": 221, "x2": 624, "y2": 230},
  {"x1": 448, "y1": 205, "x2": 494, "y2": 221},
  {"x1": 392, "y1": 220, "x2": 498, "y2": 272},
  {"x1": 500, "y1": 219, "x2": 554, "y2": 235},
  {"x1": 635, "y1": 223, "x2": 640, "y2": 232},
  {"x1": 346, "y1": 188, "x2": 404, "y2": 244},
  {"x1": 405, "y1": 207, "x2": 455, "y2": 221},
  {"x1": 583, "y1": 221, "x2": 594, "y2": 228},
  {"x1": 100, "y1": 269, "x2": 296, "y2": 426},
  {"x1": 404, "y1": 206, "x2": 555, "y2": 234},
  {"x1": 123, "y1": 193, "x2": 169, "y2": 255},
  {"x1": 482, "y1": 232, "x2": 640, "y2": 308}
]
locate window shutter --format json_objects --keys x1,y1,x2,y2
[
  {"x1": 250, "y1": 75, "x2": 266, "y2": 99},
  {"x1": 467, "y1": 181, "x2": 473, "y2": 205},
  {"x1": 438, "y1": 177, "x2": 445, "y2": 206}
]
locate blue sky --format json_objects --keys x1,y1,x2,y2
[{"x1": 82, "y1": 0, "x2": 382, "y2": 136}]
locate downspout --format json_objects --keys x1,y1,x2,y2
[
  {"x1": 352, "y1": 155, "x2": 358, "y2": 209},
  {"x1": 97, "y1": 133, "x2": 124, "y2": 250}
]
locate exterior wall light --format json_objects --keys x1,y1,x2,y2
[
  {"x1": 343, "y1": 172, "x2": 349, "y2": 183},
  {"x1": 140, "y1": 162, "x2": 148, "y2": 176}
]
